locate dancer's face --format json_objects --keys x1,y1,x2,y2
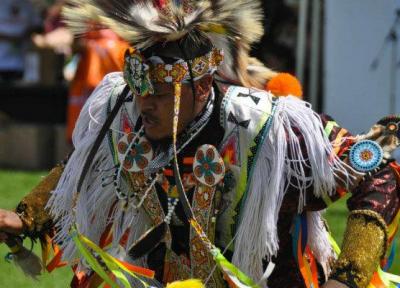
[{"x1": 136, "y1": 74, "x2": 213, "y2": 140}]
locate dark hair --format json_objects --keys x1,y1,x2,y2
[
  {"x1": 142, "y1": 30, "x2": 213, "y2": 61},
  {"x1": 142, "y1": 30, "x2": 213, "y2": 111}
]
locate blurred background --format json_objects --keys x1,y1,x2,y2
[{"x1": 0, "y1": 0, "x2": 399, "y2": 286}]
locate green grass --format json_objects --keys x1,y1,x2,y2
[{"x1": 0, "y1": 170, "x2": 398, "y2": 287}]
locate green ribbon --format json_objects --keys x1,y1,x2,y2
[
  {"x1": 71, "y1": 226, "x2": 151, "y2": 288},
  {"x1": 71, "y1": 229, "x2": 119, "y2": 288},
  {"x1": 212, "y1": 248, "x2": 260, "y2": 288}
]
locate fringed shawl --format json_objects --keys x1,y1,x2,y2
[{"x1": 48, "y1": 74, "x2": 356, "y2": 285}]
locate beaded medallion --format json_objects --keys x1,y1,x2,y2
[
  {"x1": 349, "y1": 140, "x2": 383, "y2": 172},
  {"x1": 193, "y1": 144, "x2": 225, "y2": 187},
  {"x1": 117, "y1": 132, "x2": 153, "y2": 172}
]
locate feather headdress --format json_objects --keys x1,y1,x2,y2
[{"x1": 62, "y1": 0, "x2": 276, "y2": 87}]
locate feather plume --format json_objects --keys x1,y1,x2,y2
[
  {"x1": 63, "y1": 0, "x2": 263, "y2": 47},
  {"x1": 62, "y1": 0, "x2": 266, "y2": 85}
]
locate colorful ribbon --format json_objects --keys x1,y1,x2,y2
[
  {"x1": 292, "y1": 214, "x2": 319, "y2": 288},
  {"x1": 212, "y1": 248, "x2": 259, "y2": 288},
  {"x1": 71, "y1": 226, "x2": 155, "y2": 288}
]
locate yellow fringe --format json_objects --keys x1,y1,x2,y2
[{"x1": 166, "y1": 279, "x2": 205, "y2": 288}]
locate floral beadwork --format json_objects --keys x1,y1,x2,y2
[
  {"x1": 349, "y1": 140, "x2": 383, "y2": 172},
  {"x1": 123, "y1": 48, "x2": 154, "y2": 97},
  {"x1": 193, "y1": 144, "x2": 225, "y2": 187},
  {"x1": 117, "y1": 132, "x2": 153, "y2": 172}
]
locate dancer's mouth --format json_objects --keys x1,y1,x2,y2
[{"x1": 142, "y1": 114, "x2": 158, "y2": 128}]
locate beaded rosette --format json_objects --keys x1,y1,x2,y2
[
  {"x1": 117, "y1": 132, "x2": 153, "y2": 173},
  {"x1": 349, "y1": 140, "x2": 383, "y2": 172},
  {"x1": 193, "y1": 144, "x2": 225, "y2": 187}
]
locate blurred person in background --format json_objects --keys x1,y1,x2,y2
[
  {"x1": 65, "y1": 29, "x2": 130, "y2": 142},
  {"x1": 33, "y1": 0, "x2": 130, "y2": 142},
  {"x1": 0, "y1": 0, "x2": 41, "y2": 82}
]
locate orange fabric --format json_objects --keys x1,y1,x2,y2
[
  {"x1": 70, "y1": 268, "x2": 94, "y2": 288},
  {"x1": 46, "y1": 247, "x2": 67, "y2": 272},
  {"x1": 67, "y1": 29, "x2": 130, "y2": 142},
  {"x1": 223, "y1": 273, "x2": 238, "y2": 288},
  {"x1": 99, "y1": 223, "x2": 113, "y2": 248},
  {"x1": 369, "y1": 272, "x2": 387, "y2": 288},
  {"x1": 115, "y1": 258, "x2": 155, "y2": 278},
  {"x1": 266, "y1": 73, "x2": 303, "y2": 98},
  {"x1": 307, "y1": 247, "x2": 319, "y2": 287},
  {"x1": 297, "y1": 227, "x2": 319, "y2": 288},
  {"x1": 183, "y1": 157, "x2": 194, "y2": 165},
  {"x1": 164, "y1": 169, "x2": 174, "y2": 177},
  {"x1": 336, "y1": 186, "x2": 348, "y2": 198}
]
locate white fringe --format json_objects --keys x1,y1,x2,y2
[
  {"x1": 47, "y1": 73, "x2": 150, "y2": 263},
  {"x1": 47, "y1": 80, "x2": 355, "y2": 282},
  {"x1": 307, "y1": 211, "x2": 334, "y2": 280},
  {"x1": 232, "y1": 96, "x2": 357, "y2": 284}
]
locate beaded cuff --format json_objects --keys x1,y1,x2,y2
[
  {"x1": 15, "y1": 165, "x2": 64, "y2": 239},
  {"x1": 330, "y1": 210, "x2": 388, "y2": 288}
]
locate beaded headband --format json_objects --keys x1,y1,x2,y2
[{"x1": 123, "y1": 47, "x2": 223, "y2": 97}]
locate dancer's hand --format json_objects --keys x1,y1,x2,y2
[
  {"x1": 322, "y1": 280, "x2": 349, "y2": 288},
  {"x1": 0, "y1": 209, "x2": 24, "y2": 242}
]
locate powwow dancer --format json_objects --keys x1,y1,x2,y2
[{"x1": 0, "y1": 1, "x2": 399, "y2": 287}]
